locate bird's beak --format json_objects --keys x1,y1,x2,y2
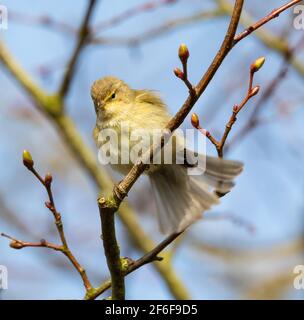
[{"x1": 94, "y1": 100, "x2": 105, "y2": 114}]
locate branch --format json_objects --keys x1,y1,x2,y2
[
  {"x1": 191, "y1": 57, "x2": 265, "y2": 158},
  {"x1": 58, "y1": 0, "x2": 98, "y2": 98},
  {"x1": 218, "y1": 0, "x2": 304, "y2": 77},
  {"x1": 91, "y1": 8, "x2": 224, "y2": 46},
  {"x1": 9, "y1": 11, "x2": 76, "y2": 35},
  {"x1": 86, "y1": 230, "x2": 183, "y2": 300},
  {"x1": 1, "y1": 233, "x2": 62, "y2": 251},
  {"x1": 174, "y1": 44, "x2": 196, "y2": 96},
  {"x1": 92, "y1": 0, "x2": 304, "y2": 77},
  {"x1": 11, "y1": 1, "x2": 303, "y2": 76},
  {"x1": 226, "y1": 65, "x2": 289, "y2": 151},
  {"x1": 233, "y1": 0, "x2": 303, "y2": 45},
  {"x1": 2, "y1": 150, "x2": 93, "y2": 293},
  {"x1": 98, "y1": 197, "x2": 125, "y2": 300},
  {"x1": 93, "y1": 0, "x2": 179, "y2": 33},
  {"x1": 226, "y1": 37, "x2": 303, "y2": 151}
]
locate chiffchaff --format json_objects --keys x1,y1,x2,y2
[{"x1": 91, "y1": 76, "x2": 243, "y2": 234}]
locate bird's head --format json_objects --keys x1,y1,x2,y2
[{"x1": 91, "y1": 76, "x2": 134, "y2": 120}]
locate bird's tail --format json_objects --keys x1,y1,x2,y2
[{"x1": 149, "y1": 156, "x2": 243, "y2": 234}]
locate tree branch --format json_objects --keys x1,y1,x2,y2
[
  {"x1": 191, "y1": 57, "x2": 264, "y2": 158},
  {"x1": 85, "y1": 230, "x2": 184, "y2": 300},
  {"x1": 93, "y1": 0, "x2": 179, "y2": 33},
  {"x1": 91, "y1": 0, "x2": 304, "y2": 77},
  {"x1": 58, "y1": 0, "x2": 98, "y2": 99},
  {"x1": 2, "y1": 151, "x2": 93, "y2": 293},
  {"x1": 232, "y1": 0, "x2": 302, "y2": 46},
  {"x1": 98, "y1": 197, "x2": 125, "y2": 300},
  {"x1": 218, "y1": 0, "x2": 304, "y2": 77},
  {"x1": 91, "y1": 8, "x2": 225, "y2": 46}
]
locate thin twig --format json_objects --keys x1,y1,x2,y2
[
  {"x1": 2, "y1": 153, "x2": 93, "y2": 292},
  {"x1": 226, "y1": 37, "x2": 304, "y2": 151},
  {"x1": 58, "y1": 0, "x2": 98, "y2": 98},
  {"x1": 192, "y1": 58, "x2": 262, "y2": 158},
  {"x1": 91, "y1": 8, "x2": 224, "y2": 46},
  {"x1": 1, "y1": 233, "x2": 63, "y2": 251},
  {"x1": 226, "y1": 71, "x2": 289, "y2": 152},
  {"x1": 174, "y1": 44, "x2": 196, "y2": 96},
  {"x1": 217, "y1": 0, "x2": 304, "y2": 77},
  {"x1": 233, "y1": 0, "x2": 303, "y2": 46},
  {"x1": 93, "y1": 0, "x2": 179, "y2": 33},
  {"x1": 9, "y1": 11, "x2": 76, "y2": 35}
]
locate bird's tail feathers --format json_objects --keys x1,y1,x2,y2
[{"x1": 149, "y1": 156, "x2": 243, "y2": 234}]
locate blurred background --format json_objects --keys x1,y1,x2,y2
[{"x1": 0, "y1": 0, "x2": 303, "y2": 299}]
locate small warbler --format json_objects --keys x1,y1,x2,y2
[{"x1": 91, "y1": 76, "x2": 243, "y2": 234}]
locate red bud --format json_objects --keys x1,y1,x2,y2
[{"x1": 174, "y1": 67, "x2": 184, "y2": 80}]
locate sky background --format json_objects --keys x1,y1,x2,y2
[{"x1": 0, "y1": 0, "x2": 304, "y2": 299}]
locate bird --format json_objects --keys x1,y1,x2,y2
[{"x1": 91, "y1": 76, "x2": 243, "y2": 234}]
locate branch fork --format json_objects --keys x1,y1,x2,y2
[
  {"x1": 2, "y1": 150, "x2": 93, "y2": 292},
  {"x1": 191, "y1": 56, "x2": 265, "y2": 158},
  {"x1": 174, "y1": 43, "x2": 197, "y2": 96}
]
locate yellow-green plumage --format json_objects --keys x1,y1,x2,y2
[{"x1": 91, "y1": 76, "x2": 243, "y2": 234}]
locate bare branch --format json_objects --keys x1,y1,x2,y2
[
  {"x1": 227, "y1": 38, "x2": 304, "y2": 151},
  {"x1": 91, "y1": 8, "x2": 224, "y2": 46},
  {"x1": 1, "y1": 233, "x2": 62, "y2": 251},
  {"x1": 98, "y1": 197, "x2": 125, "y2": 300},
  {"x1": 192, "y1": 57, "x2": 264, "y2": 158},
  {"x1": 58, "y1": 0, "x2": 98, "y2": 99},
  {"x1": 174, "y1": 44, "x2": 196, "y2": 96},
  {"x1": 9, "y1": 11, "x2": 76, "y2": 35},
  {"x1": 233, "y1": 0, "x2": 303, "y2": 45},
  {"x1": 93, "y1": 0, "x2": 179, "y2": 33},
  {"x1": 218, "y1": 0, "x2": 304, "y2": 77},
  {"x1": 2, "y1": 151, "x2": 93, "y2": 293},
  {"x1": 85, "y1": 230, "x2": 184, "y2": 300}
]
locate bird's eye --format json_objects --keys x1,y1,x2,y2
[{"x1": 111, "y1": 93, "x2": 116, "y2": 99}]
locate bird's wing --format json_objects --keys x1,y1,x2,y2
[{"x1": 134, "y1": 90, "x2": 167, "y2": 109}]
